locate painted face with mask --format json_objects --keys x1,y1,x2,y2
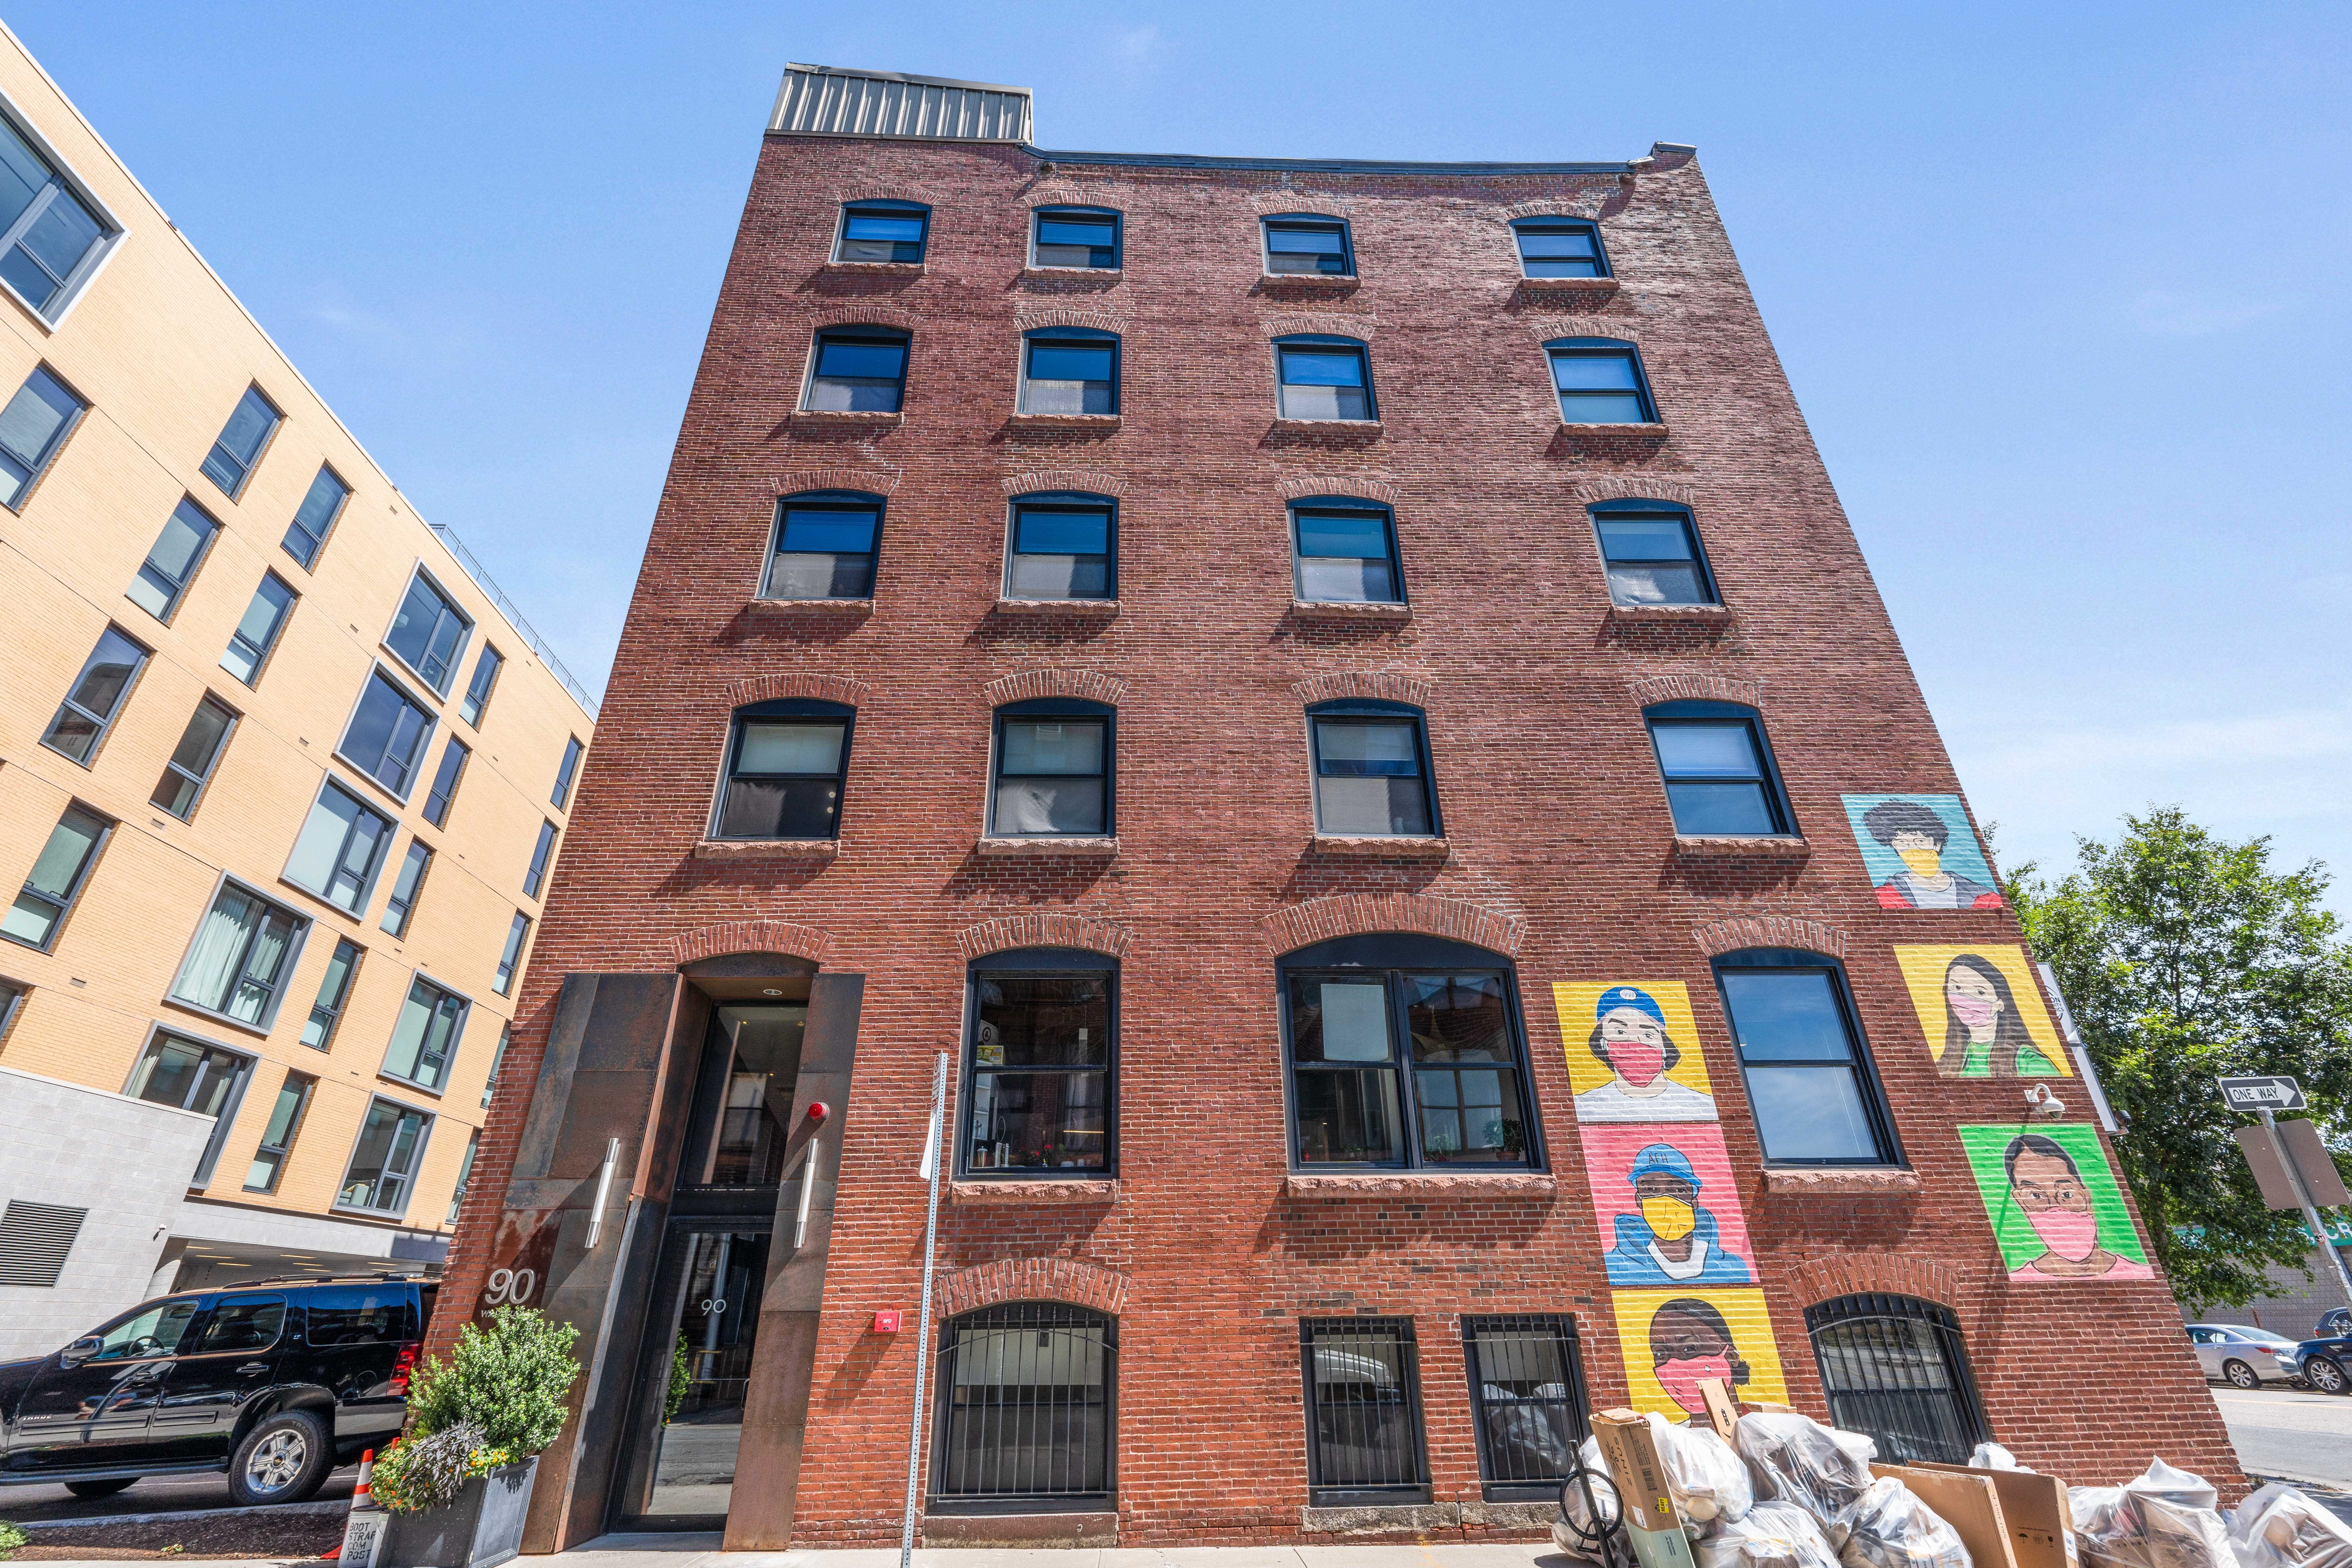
[
  {"x1": 1944, "y1": 964, "x2": 2004, "y2": 1043},
  {"x1": 1890, "y1": 828, "x2": 1946, "y2": 882},
  {"x1": 2010, "y1": 1146, "x2": 2100, "y2": 1259},
  {"x1": 1600, "y1": 1006, "x2": 1670, "y2": 1088},
  {"x1": 1649, "y1": 1303, "x2": 1745, "y2": 1415}
]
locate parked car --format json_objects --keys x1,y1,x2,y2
[
  {"x1": 2319, "y1": 1309, "x2": 2352, "y2": 1339},
  {"x1": 2288, "y1": 1325, "x2": 2352, "y2": 1395},
  {"x1": 2184, "y1": 1323, "x2": 2302, "y2": 1387},
  {"x1": 0, "y1": 1274, "x2": 435, "y2": 1506}
]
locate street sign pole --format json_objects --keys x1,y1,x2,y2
[
  {"x1": 2259, "y1": 1106, "x2": 2352, "y2": 1312},
  {"x1": 899, "y1": 1052, "x2": 948, "y2": 1568}
]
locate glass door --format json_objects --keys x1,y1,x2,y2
[{"x1": 616, "y1": 1226, "x2": 770, "y2": 1529}]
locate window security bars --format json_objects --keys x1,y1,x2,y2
[
  {"x1": 151, "y1": 697, "x2": 236, "y2": 820},
  {"x1": 1805, "y1": 1294, "x2": 1989, "y2": 1465},
  {"x1": 1463, "y1": 1314, "x2": 1590, "y2": 1499},
  {"x1": 200, "y1": 386, "x2": 280, "y2": 497},
  {"x1": 932, "y1": 1303, "x2": 1115, "y2": 1510},
  {"x1": 1301, "y1": 1317, "x2": 1429, "y2": 1504}
]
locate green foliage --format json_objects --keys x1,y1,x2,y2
[
  {"x1": 406, "y1": 1305, "x2": 581, "y2": 1458},
  {"x1": 2010, "y1": 806, "x2": 2352, "y2": 1313},
  {"x1": 369, "y1": 1422, "x2": 513, "y2": 1515},
  {"x1": 0, "y1": 1517, "x2": 26, "y2": 1561},
  {"x1": 665, "y1": 1337, "x2": 692, "y2": 1424}
]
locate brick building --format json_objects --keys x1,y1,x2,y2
[{"x1": 444, "y1": 64, "x2": 2241, "y2": 1553}]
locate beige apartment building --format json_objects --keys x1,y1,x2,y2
[{"x1": 0, "y1": 25, "x2": 594, "y2": 1358}]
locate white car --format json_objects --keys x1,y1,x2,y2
[{"x1": 2185, "y1": 1323, "x2": 2300, "y2": 1387}]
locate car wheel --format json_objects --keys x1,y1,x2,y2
[
  {"x1": 63, "y1": 1477, "x2": 136, "y2": 1499},
  {"x1": 2223, "y1": 1359, "x2": 2262, "y2": 1389},
  {"x1": 2308, "y1": 1357, "x2": 2350, "y2": 1395},
  {"x1": 228, "y1": 1410, "x2": 333, "y2": 1506}
]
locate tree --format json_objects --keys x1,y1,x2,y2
[{"x1": 2010, "y1": 806, "x2": 2352, "y2": 1313}]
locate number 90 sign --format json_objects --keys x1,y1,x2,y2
[{"x1": 483, "y1": 1267, "x2": 537, "y2": 1308}]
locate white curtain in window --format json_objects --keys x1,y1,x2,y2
[
  {"x1": 174, "y1": 887, "x2": 257, "y2": 1013},
  {"x1": 229, "y1": 910, "x2": 293, "y2": 1024}
]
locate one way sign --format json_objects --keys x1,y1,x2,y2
[{"x1": 2219, "y1": 1075, "x2": 2307, "y2": 1112}]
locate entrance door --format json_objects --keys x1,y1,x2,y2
[{"x1": 615, "y1": 1226, "x2": 772, "y2": 1528}]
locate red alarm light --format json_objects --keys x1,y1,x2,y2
[
  {"x1": 807, "y1": 1101, "x2": 831, "y2": 1123},
  {"x1": 873, "y1": 1310, "x2": 902, "y2": 1334}
]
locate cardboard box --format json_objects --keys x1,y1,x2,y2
[
  {"x1": 1697, "y1": 1377, "x2": 1740, "y2": 1442},
  {"x1": 1912, "y1": 1461, "x2": 2075, "y2": 1568},
  {"x1": 1874, "y1": 1464, "x2": 2013, "y2": 1568},
  {"x1": 1594, "y1": 1408, "x2": 1699, "y2": 1568}
]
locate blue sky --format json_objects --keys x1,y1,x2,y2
[{"x1": 12, "y1": 2, "x2": 2348, "y2": 901}]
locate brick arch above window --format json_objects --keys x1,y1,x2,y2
[
  {"x1": 938, "y1": 1256, "x2": 1129, "y2": 1318},
  {"x1": 1292, "y1": 670, "x2": 1433, "y2": 709},
  {"x1": 956, "y1": 912, "x2": 1132, "y2": 961},
  {"x1": 1262, "y1": 893, "x2": 1523, "y2": 958},
  {"x1": 772, "y1": 467, "x2": 899, "y2": 497},
  {"x1": 982, "y1": 666, "x2": 1127, "y2": 708},
  {"x1": 1691, "y1": 915, "x2": 1851, "y2": 960},
  {"x1": 1249, "y1": 188, "x2": 1351, "y2": 214},
  {"x1": 1784, "y1": 1255, "x2": 1966, "y2": 1316},
  {"x1": 1576, "y1": 476, "x2": 1696, "y2": 507},
  {"x1": 1278, "y1": 473, "x2": 1399, "y2": 504},
  {"x1": 1627, "y1": 672, "x2": 1761, "y2": 710},
  {"x1": 1000, "y1": 469, "x2": 1129, "y2": 498},
  {"x1": 1267, "y1": 311, "x2": 1376, "y2": 340},
  {"x1": 1504, "y1": 187, "x2": 1621, "y2": 222},
  {"x1": 669, "y1": 919, "x2": 838, "y2": 969},
  {"x1": 1530, "y1": 316, "x2": 1640, "y2": 344},
  {"x1": 721, "y1": 672, "x2": 870, "y2": 709},
  {"x1": 836, "y1": 185, "x2": 932, "y2": 207},
  {"x1": 1014, "y1": 306, "x2": 1129, "y2": 335},
  {"x1": 807, "y1": 305, "x2": 919, "y2": 332}
]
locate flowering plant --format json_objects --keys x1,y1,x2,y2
[{"x1": 368, "y1": 1422, "x2": 517, "y2": 1515}]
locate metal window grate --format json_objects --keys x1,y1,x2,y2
[
  {"x1": 1804, "y1": 1293, "x2": 1990, "y2": 1464},
  {"x1": 932, "y1": 1302, "x2": 1115, "y2": 1509},
  {"x1": 1463, "y1": 1314, "x2": 1590, "y2": 1497},
  {"x1": 1301, "y1": 1316, "x2": 1430, "y2": 1504},
  {"x1": 0, "y1": 1199, "x2": 88, "y2": 1287}
]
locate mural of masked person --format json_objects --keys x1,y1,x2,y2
[
  {"x1": 1574, "y1": 986, "x2": 1716, "y2": 1122},
  {"x1": 1940, "y1": 954, "x2": 2061, "y2": 1077},
  {"x1": 1862, "y1": 799, "x2": 2003, "y2": 910},
  {"x1": 2001, "y1": 1133, "x2": 2153, "y2": 1282},
  {"x1": 1648, "y1": 1296, "x2": 1751, "y2": 1418},
  {"x1": 1605, "y1": 1142, "x2": 1752, "y2": 1285}
]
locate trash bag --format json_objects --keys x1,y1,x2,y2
[
  {"x1": 1700, "y1": 1500, "x2": 1847, "y2": 1568},
  {"x1": 2226, "y1": 1483, "x2": 2352, "y2": 1568},
  {"x1": 2070, "y1": 1459, "x2": 2232, "y2": 1568},
  {"x1": 1839, "y1": 1475, "x2": 1973, "y2": 1568},
  {"x1": 1736, "y1": 1411, "x2": 1880, "y2": 1546},
  {"x1": 1554, "y1": 1433, "x2": 1624, "y2": 1562},
  {"x1": 1969, "y1": 1443, "x2": 2028, "y2": 1472},
  {"x1": 1653, "y1": 1412, "x2": 1754, "y2": 1529}
]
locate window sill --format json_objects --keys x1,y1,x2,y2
[
  {"x1": 1519, "y1": 275, "x2": 1620, "y2": 297},
  {"x1": 993, "y1": 597, "x2": 1120, "y2": 617},
  {"x1": 1262, "y1": 272, "x2": 1359, "y2": 288},
  {"x1": 1560, "y1": 421, "x2": 1669, "y2": 437},
  {"x1": 1764, "y1": 1167, "x2": 1920, "y2": 1196},
  {"x1": 1310, "y1": 834, "x2": 1450, "y2": 858},
  {"x1": 1609, "y1": 601, "x2": 1732, "y2": 620},
  {"x1": 691, "y1": 838, "x2": 838, "y2": 861},
  {"x1": 160, "y1": 998, "x2": 274, "y2": 1039},
  {"x1": 747, "y1": 596, "x2": 873, "y2": 617},
  {"x1": 1270, "y1": 418, "x2": 1383, "y2": 435},
  {"x1": 822, "y1": 260, "x2": 924, "y2": 278},
  {"x1": 1292, "y1": 598, "x2": 1410, "y2": 623},
  {"x1": 1020, "y1": 265, "x2": 1121, "y2": 282},
  {"x1": 1006, "y1": 412, "x2": 1121, "y2": 431},
  {"x1": 922, "y1": 1511, "x2": 1118, "y2": 1545},
  {"x1": 376, "y1": 1074, "x2": 445, "y2": 1101},
  {"x1": 950, "y1": 1178, "x2": 1118, "y2": 1205},
  {"x1": 792, "y1": 409, "x2": 903, "y2": 428},
  {"x1": 1300, "y1": 1502, "x2": 1444, "y2": 1534},
  {"x1": 1284, "y1": 1171, "x2": 1555, "y2": 1197},
  {"x1": 975, "y1": 835, "x2": 1119, "y2": 857},
  {"x1": 1673, "y1": 833, "x2": 1810, "y2": 857}
]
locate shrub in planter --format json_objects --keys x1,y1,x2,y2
[{"x1": 405, "y1": 1304, "x2": 580, "y2": 1458}]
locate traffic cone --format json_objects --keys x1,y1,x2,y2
[{"x1": 334, "y1": 1449, "x2": 388, "y2": 1568}]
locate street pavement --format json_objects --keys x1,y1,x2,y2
[
  {"x1": 2213, "y1": 1385, "x2": 2352, "y2": 1488},
  {"x1": 0, "y1": 1462, "x2": 356, "y2": 1523}
]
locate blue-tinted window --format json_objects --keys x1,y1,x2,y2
[
  {"x1": 0, "y1": 119, "x2": 114, "y2": 319},
  {"x1": 991, "y1": 700, "x2": 1112, "y2": 837},
  {"x1": 766, "y1": 492, "x2": 882, "y2": 599},
  {"x1": 806, "y1": 329, "x2": 910, "y2": 413},
  {"x1": 128, "y1": 499, "x2": 219, "y2": 622},
  {"x1": 1592, "y1": 504, "x2": 1717, "y2": 607},
  {"x1": 1263, "y1": 216, "x2": 1353, "y2": 276},
  {"x1": 1276, "y1": 339, "x2": 1374, "y2": 422},
  {"x1": 1716, "y1": 952, "x2": 1897, "y2": 1166},
  {"x1": 1309, "y1": 701, "x2": 1437, "y2": 837},
  {"x1": 1548, "y1": 339, "x2": 1656, "y2": 425},
  {"x1": 1513, "y1": 218, "x2": 1608, "y2": 279},
  {"x1": 715, "y1": 700, "x2": 853, "y2": 841},
  {"x1": 552, "y1": 735, "x2": 584, "y2": 809},
  {"x1": 283, "y1": 467, "x2": 349, "y2": 569},
  {"x1": 385, "y1": 571, "x2": 472, "y2": 695},
  {"x1": 41, "y1": 626, "x2": 147, "y2": 765},
  {"x1": 0, "y1": 365, "x2": 82, "y2": 507},
  {"x1": 1007, "y1": 497, "x2": 1114, "y2": 600},
  {"x1": 340, "y1": 671, "x2": 436, "y2": 800},
  {"x1": 1021, "y1": 331, "x2": 1118, "y2": 415},
  {"x1": 222, "y1": 573, "x2": 297, "y2": 685},
  {"x1": 1034, "y1": 208, "x2": 1119, "y2": 269},
  {"x1": 459, "y1": 646, "x2": 502, "y2": 728},
  {"x1": 836, "y1": 201, "x2": 928, "y2": 263},
  {"x1": 1644, "y1": 702, "x2": 1792, "y2": 837},
  {"x1": 524, "y1": 820, "x2": 557, "y2": 899},
  {"x1": 423, "y1": 737, "x2": 468, "y2": 827},
  {"x1": 1292, "y1": 503, "x2": 1402, "y2": 605},
  {"x1": 200, "y1": 386, "x2": 281, "y2": 497},
  {"x1": 285, "y1": 779, "x2": 393, "y2": 916}
]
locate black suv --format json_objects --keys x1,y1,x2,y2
[{"x1": 0, "y1": 1274, "x2": 435, "y2": 1506}]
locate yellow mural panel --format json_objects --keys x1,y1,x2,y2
[
  {"x1": 1610, "y1": 1286, "x2": 1790, "y2": 1422},
  {"x1": 1553, "y1": 981, "x2": 1716, "y2": 1122},
  {"x1": 1892, "y1": 944, "x2": 2070, "y2": 1078}
]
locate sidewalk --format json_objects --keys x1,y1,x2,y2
[{"x1": 535, "y1": 1536, "x2": 1572, "y2": 1568}]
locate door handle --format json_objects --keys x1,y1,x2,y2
[{"x1": 237, "y1": 1363, "x2": 270, "y2": 1375}]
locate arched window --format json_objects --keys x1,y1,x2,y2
[
  {"x1": 1589, "y1": 498, "x2": 1718, "y2": 607},
  {"x1": 933, "y1": 1302, "x2": 1116, "y2": 1510},
  {"x1": 1546, "y1": 336, "x2": 1656, "y2": 425},
  {"x1": 1032, "y1": 205, "x2": 1120, "y2": 270},
  {"x1": 711, "y1": 698, "x2": 853, "y2": 841},
  {"x1": 1512, "y1": 216, "x2": 1609, "y2": 279},
  {"x1": 803, "y1": 326, "x2": 909, "y2": 413},
  {"x1": 1805, "y1": 1294, "x2": 1989, "y2": 1464},
  {"x1": 1641, "y1": 699, "x2": 1793, "y2": 837},
  {"x1": 1711, "y1": 947, "x2": 1901, "y2": 1167},
  {"x1": 765, "y1": 489, "x2": 883, "y2": 601},
  {"x1": 1307, "y1": 698, "x2": 1438, "y2": 838},
  {"x1": 1290, "y1": 495, "x2": 1403, "y2": 606},
  {"x1": 989, "y1": 698, "x2": 1113, "y2": 838},
  {"x1": 1005, "y1": 491, "x2": 1116, "y2": 601},
  {"x1": 1262, "y1": 211, "x2": 1354, "y2": 276},
  {"x1": 833, "y1": 199, "x2": 929, "y2": 263},
  {"x1": 1274, "y1": 334, "x2": 1375, "y2": 422},
  {"x1": 962, "y1": 946, "x2": 1116, "y2": 1177},
  {"x1": 1019, "y1": 326, "x2": 1119, "y2": 415}
]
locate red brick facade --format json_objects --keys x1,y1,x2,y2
[{"x1": 439, "y1": 120, "x2": 2241, "y2": 1548}]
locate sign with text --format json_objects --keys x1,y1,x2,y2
[{"x1": 2219, "y1": 1076, "x2": 2306, "y2": 1112}]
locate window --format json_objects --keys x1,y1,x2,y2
[
  {"x1": 458, "y1": 645, "x2": 502, "y2": 727},
  {"x1": 1020, "y1": 328, "x2": 1118, "y2": 415},
  {"x1": 835, "y1": 199, "x2": 928, "y2": 263},
  {"x1": 0, "y1": 117, "x2": 116, "y2": 320},
  {"x1": 552, "y1": 735, "x2": 584, "y2": 808},
  {"x1": 126, "y1": 1030, "x2": 254, "y2": 1187},
  {"x1": 338, "y1": 1097, "x2": 432, "y2": 1215},
  {"x1": 1644, "y1": 701, "x2": 1794, "y2": 837},
  {"x1": 221, "y1": 572, "x2": 297, "y2": 684},
  {"x1": 1263, "y1": 214, "x2": 1353, "y2": 276},
  {"x1": 282, "y1": 466, "x2": 349, "y2": 569},
  {"x1": 962, "y1": 949, "x2": 1115, "y2": 1176},
  {"x1": 200, "y1": 386, "x2": 281, "y2": 498},
  {"x1": 804, "y1": 327, "x2": 910, "y2": 413},
  {"x1": 0, "y1": 365, "x2": 81, "y2": 506},
  {"x1": 1281, "y1": 938, "x2": 1537, "y2": 1170},
  {"x1": 244, "y1": 1073, "x2": 314, "y2": 1193},
  {"x1": 1301, "y1": 1318, "x2": 1427, "y2": 1505},
  {"x1": 764, "y1": 491, "x2": 882, "y2": 600},
  {"x1": 339, "y1": 669, "x2": 437, "y2": 799},
  {"x1": 1006, "y1": 493, "x2": 1114, "y2": 601},
  {"x1": 170, "y1": 881, "x2": 309, "y2": 1029},
  {"x1": 127, "y1": 498, "x2": 219, "y2": 622},
  {"x1": 1463, "y1": 1315, "x2": 1590, "y2": 1500},
  {"x1": 1291, "y1": 499, "x2": 1403, "y2": 605},
  {"x1": 523, "y1": 820, "x2": 557, "y2": 898},
  {"x1": 380, "y1": 840, "x2": 431, "y2": 937},
  {"x1": 1308, "y1": 700, "x2": 1439, "y2": 837},
  {"x1": 449, "y1": 1129, "x2": 480, "y2": 1224},
  {"x1": 990, "y1": 699, "x2": 1112, "y2": 837},
  {"x1": 1033, "y1": 206, "x2": 1119, "y2": 269},
  {"x1": 3, "y1": 804, "x2": 109, "y2": 951},
  {"x1": 144, "y1": 697, "x2": 235, "y2": 822},
  {"x1": 1591, "y1": 502, "x2": 1718, "y2": 607},
  {"x1": 1275, "y1": 336, "x2": 1374, "y2": 422},
  {"x1": 1513, "y1": 217, "x2": 1609, "y2": 279},
  {"x1": 41, "y1": 626, "x2": 146, "y2": 764},
  {"x1": 482, "y1": 1023, "x2": 510, "y2": 1108},
  {"x1": 302, "y1": 938, "x2": 361, "y2": 1050},
  {"x1": 1806, "y1": 1295, "x2": 1989, "y2": 1465},
  {"x1": 1547, "y1": 338, "x2": 1657, "y2": 425},
  {"x1": 422, "y1": 737, "x2": 469, "y2": 827},
  {"x1": 193, "y1": 1296, "x2": 286, "y2": 1355},
  {"x1": 494, "y1": 913, "x2": 530, "y2": 996},
  {"x1": 0, "y1": 978, "x2": 23, "y2": 1041},
  {"x1": 932, "y1": 1304, "x2": 1115, "y2": 1512},
  {"x1": 1713, "y1": 949, "x2": 1900, "y2": 1167},
  {"x1": 713, "y1": 700, "x2": 852, "y2": 840},
  {"x1": 385, "y1": 569, "x2": 473, "y2": 695},
  {"x1": 383, "y1": 974, "x2": 468, "y2": 1094},
  {"x1": 285, "y1": 776, "x2": 395, "y2": 915}
]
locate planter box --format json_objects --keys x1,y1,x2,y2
[{"x1": 383, "y1": 1458, "x2": 537, "y2": 1568}]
